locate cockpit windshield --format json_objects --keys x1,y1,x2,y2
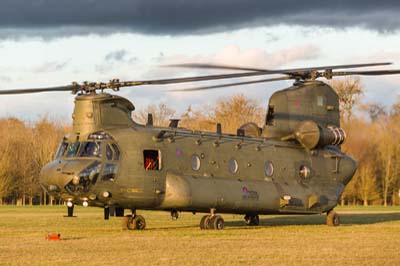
[
  {"x1": 78, "y1": 142, "x2": 102, "y2": 158},
  {"x1": 55, "y1": 139, "x2": 68, "y2": 159},
  {"x1": 55, "y1": 137, "x2": 120, "y2": 160},
  {"x1": 66, "y1": 142, "x2": 80, "y2": 158}
]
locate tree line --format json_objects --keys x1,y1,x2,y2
[
  {"x1": 0, "y1": 78, "x2": 399, "y2": 206},
  {"x1": 0, "y1": 118, "x2": 68, "y2": 205}
]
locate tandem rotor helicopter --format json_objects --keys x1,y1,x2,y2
[{"x1": 2, "y1": 62, "x2": 400, "y2": 230}]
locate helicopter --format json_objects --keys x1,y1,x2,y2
[{"x1": 1, "y1": 62, "x2": 400, "y2": 230}]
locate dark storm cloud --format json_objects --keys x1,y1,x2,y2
[
  {"x1": 105, "y1": 50, "x2": 129, "y2": 62},
  {"x1": 0, "y1": 0, "x2": 399, "y2": 36}
]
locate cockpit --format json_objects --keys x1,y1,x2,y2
[
  {"x1": 41, "y1": 131, "x2": 121, "y2": 199},
  {"x1": 55, "y1": 137, "x2": 120, "y2": 161}
]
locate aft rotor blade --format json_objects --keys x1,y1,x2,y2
[
  {"x1": 167, "y1": 62, "x2": 392, "y2": 75},
  {"x1": 166, "y1": 63, "x2": 272, "y2": 72},
  {"x1": 333, "y1": 69, "x2": 400, "y2": 77},
  {"x1": 169, "y1": 76, "x2": 292, "y2": 92},
  {"x1": 124, "y1": 71, "x2": 282, "y2": 86},
  {"x1": 0, "y1": 85, "x2": 76, "y2": 95}
]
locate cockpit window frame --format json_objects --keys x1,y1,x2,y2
[
  {"x1": 111, "y1": 143, "x2": 121, "y2": 160},
  {"x1": 105, "y1": 144, "x2": 114, "y2": 161},
  {"x1": 55, "y1": 138, "x2": 69, "y2": 159}
]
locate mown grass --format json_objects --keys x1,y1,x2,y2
[{"x1": 1, "y1": 206, "x2": 400, "y2": 266}]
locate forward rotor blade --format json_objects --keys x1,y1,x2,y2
[
  {"x1": 0, "y1": 71, "x2": 279, "y2": 95},
  {"x1": 0, "y1": 85, "x2": 75, "y2": 95},
  {"x1": 333, "y1": 69, "x2": 400, "y2": 77},
  {"x1": 169, "y1": 76, "x2": 292, "y2": 92},
  {"x1": 167, "y1": 62, "x2": 392, "y2": 75}
]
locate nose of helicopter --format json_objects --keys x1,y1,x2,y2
[{"x1": 39, "y1": 159, "x2": 95, "y2": 194}]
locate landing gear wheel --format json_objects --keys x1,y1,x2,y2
[
  {"x1": 200, "y1": 215, "x2": 211, "y2": 230},
  {"x1": 122, "y1": 215, "x2": 132, "y2": 230},
  {"x1": 244, "y1": 214, "x2": 260, "y2": 226},
  {"x1": 209, "y1": 215, "x2": 224, "y2": 230},
  {"x1": 127, "y1": 215, "x2": 146, "y2": 230},
  {"x1": 326, "y1": 211, "x2": 340, "y2": 226},
  {"x1": 171, "y1": 210, "x2": 179, "y2": 220}
]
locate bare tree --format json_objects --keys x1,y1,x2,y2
[
  {"x1": 180, "y1": 94, "x2": 264, "y2": 134},
  {"x1": 329, "y1": 77, "x2": 363, "y2": 122},
  {"x1": 363, "y1": 103, "x2": 387, "y2": 122},
  {"x1": 213, "y1": 94, "x2": 263, "y2": 134},
  {"x1": 133, "y1": 103, "x2": 176, "y2": 126},
  {"x1": 390, "y1": 97, "x2": 400, "y2": 118},
  {"x1": 180, "y1": 105, "x2": 215, "y2": 131}
]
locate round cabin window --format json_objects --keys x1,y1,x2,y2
[
  {"x1": 229, "y1": 158, "x2": 239, "y2": 174},
  {"x1": 265, "y1": 161, "x2": 274, "y2": 177},
  {"x1": 191, "y1": 154, "x2": 201, "y2": 171},
  {"x1": 299, "y1": 165, "x2": 311, "y2": 179}
]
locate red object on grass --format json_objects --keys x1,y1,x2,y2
[{"x1": 45, "y1": 233, "x2": 61, "y2": 241}]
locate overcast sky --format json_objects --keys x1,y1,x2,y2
[{"x1": 0, "y1": 0, "x2": 399, "y2": 121}]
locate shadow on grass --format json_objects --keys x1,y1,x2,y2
[
  {"x1": 60, "y1": 237, "x2": 85, "y2": 241},
  {"x1": 146, "y1": 225, "x2": 198, "y2": 231},
  {"x1": 224, "y1": 212, "x2": 400, "y2": 228}
]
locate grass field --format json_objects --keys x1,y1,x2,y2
[{"x1": 1, "y1": 206, "x2": 400, "y2": 266}]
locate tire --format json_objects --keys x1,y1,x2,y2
[
  {"x1": 244, "y1": 214, "x2": 251, "y2": 225},
  {"x1": 250, "y1": 215, "x2": 260, "y2": 226},
  {"x1": 209, "y1": 215, "x2": 224, "y2": 230},
  {"x1": 245, "y1": 214, "x2": 259, "y2": 226},
  {"x1": 122, "y1": 215, "x2": 132, "y2": 230},
  {"x1": 200, "y1": 215, "x2": 211, "y2": 230},
  {"x1": 127, "y1": 215, "x2": 146, "y2": 230},
  {"x1": 326, "y1": 211, "x2": 340, "y2": 226}
]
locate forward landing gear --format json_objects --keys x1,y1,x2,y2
[
  {"x1": 326, "y1": 210, "x2": 340, "y2": 226},
  {"x1": 67, "y1": 205, "x2": 74, "y2": 217},
  {"x1": 64, "y1": 202, "x2": 76, "y2": 217},
  {"x1": 199, "y1": 209, "x2": 224, "y2": 230},
  {"x1": 244, "y1": 214, "x2": 260, "y2": 226},
  {"x1": 122, "y1": 211, "x2": 146, "y2": 230}
]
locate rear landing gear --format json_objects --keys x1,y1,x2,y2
[
  {"x1": 122, "y1": 210, "x2": 146, "y2": 230},
  {"x1": 326, "y1": 210, "x2": 340, "y2": 226},
  {"x1": 171, "y1": 209, "x2": 179, "y2": 220},
  {"x1": 199, "y1": 209, "x2": 224, "y2": 230},
  {"x1": 200, "y1": 215, "x2": 211, "y2": 229},
  {"x1": 244, "y1": 214, "x2": 259, "y2": 226},
  {"x1": 200, "y1": 215, "x2": 224, "y2": 230},
  {"x1": 127, "y1": 215, "x2": 146, "y2": 230},
  {"x1": 209, "y1": 215, "x2": 224, "y2": 230}
]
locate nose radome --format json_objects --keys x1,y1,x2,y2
[
  {"x1": 40, "y1": 160, "x2": 70, "y2": 192},
  {"x1": 39, "y1": 160, "x2": 95, "y2": 192}
]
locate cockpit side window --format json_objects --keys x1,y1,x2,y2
[
  {"x1": 112, "y1": 144, "x2": 120, "y2": 160},
  {"x1": 66, "y1": 142, "x2": 80, "y2": 158},
  {"x1": 106, "y1": 144, "x2": 114, "y2": 160},
  {"x1": 55, "y1": 139, "x2": 68, "y2": 159},
  {"x1": 266, "y1": 106, "x2": 275, "y2": 126},
  {"x1": 79, "y1": 142, "x2": 102, "y2": 158},
  {"x1": 102, "y1": 163, "x2": 118, "y2": 181}
]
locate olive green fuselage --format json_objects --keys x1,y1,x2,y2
[
  {"x1": 95, "y1": 126, "x2": 354, "y2": 215},
  {"x1": 40, "y1": 89, "x2": 357, "y2": 216}
]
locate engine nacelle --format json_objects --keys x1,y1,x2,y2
[{"x1": 292, "y1": 120, "x2": 346, "y2": 150}]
